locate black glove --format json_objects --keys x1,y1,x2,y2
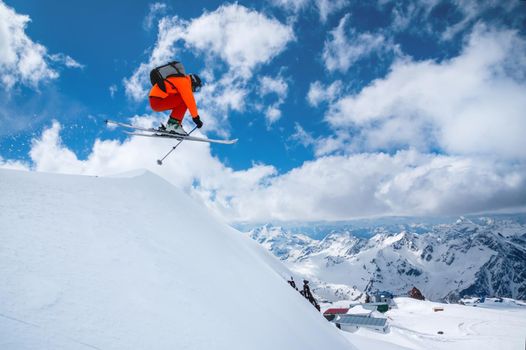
[{"x1": 193, "y1": 115, "x2": 203, "y2": 128}]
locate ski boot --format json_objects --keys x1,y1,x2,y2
[{"x1": 160, "y1": 118, "x2": 187, "y2": 136}]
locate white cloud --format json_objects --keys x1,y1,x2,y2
[
  {"x1": 143, "y1": 2, "x2": 167, "y2": 30},
  {"x1": 383, "y1": 0, "x2": 522, "y2": 40},
  {"x1": 182, "y1": 4, "x2": 294, "y2": 77},
  {"x1": 264, "y1": 106, "x2": 282, "y2": 125},
  {"x1": 49, "y1": 53, "x2": 84, "y2": 69},
  {"x1": 13, "y1": 117, "x2": 278, "y2": 220},
  {"x1": 307, "y1": 80, "x2": 342, "y2": 107},
  {"x1": 387, "y1": 0, "x2": 441, "y2": 33},
  {"x1": 124, "y1": 4, "x2": 294, "y2": 101},
  {"x1": 109, "y1": 84, "x2": 118, "y2": 98},
  {"x1": 0, "y1": 1, "x2": 57, "y2": 88},
  {"x1": 315, "y1": 0, "x2": 348, "y2": 23},
  {"x1": 270, "y1": 0, "x2": 348, "y2": 22},
  {"x1": 27, "y1": 118, "x2": 215, "y2": 185},
  {"x1": 312, "y1": 131, "x2": 349, "y2": 156},
  {"x1": 442, "y1": 0, "x2": 521, "y2": 41},
  {"x1": 0, "y1": 1, "x2": 82, "y2": 89},
  {"x1": 323, "y1": 14, "x2": 394, "y2": 73},
  {"x1": 2, "y1": 119, "x2": 525, "y2": 222},
  {"x1": 290, "y1": 123, "x2": 316, "y2": 148},
  {"x1": 0, "y1": 156, "x2": 29, "y2": 171},
  {"x1": 375, "y1": 153, "x2": 525, "y2": 215},
  {"x1": 123, "y1": 15, "x2": 184, "y2": 101},
  {"x1": 260, "y1": 75, "x2": 288, "y2": 98},
  {"x1": 20, "y1": 117, "x2": 276, "y2": 203},
  {"x1": 269, "y1": 0, "x2": 309, "y2": 14},
  {"x1": 196, "y1": 74, "x2": 249, "y2": 136},
  {"x1": 3, "y1": 2, "x2": 525, "y2": 224},
  {"x1": 206, "y1": 150, "x2": 526, "y2": 221},
  {"x1": 325, "y1": 24, "x2": 526, "y2": 160},
  {"x1": 124, "y1": 4, "x2": 294, "y2": 133},
  {"x1": 259, "y1": 75, "x2": 289, "y2": 125}
]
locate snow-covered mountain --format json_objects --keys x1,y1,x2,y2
[
  {"x1": 0, "y1": 168, "x2": 354, "y2": 350},
  {"x1": 248, "y1": 225, "x2": 316, "y2": 260},
  {"x1": 246, "y1": 216, "x2": 526, "y2": 302}
]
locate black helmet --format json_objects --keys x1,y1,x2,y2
[{"x1": 189, "y1": 74, "x2": 202, "y2": 92}]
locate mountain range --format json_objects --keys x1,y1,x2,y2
[{"x1": 246, "y1": 215, "x2": 526, "y2": 302}]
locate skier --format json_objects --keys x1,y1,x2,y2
[
  {"x1": 288, "y1": 276, "x2": 298, "y2": 290},
  {"x1": 302, "y1": 280, "x2": 312, "y2": 299},
  {"x1": 302, "y1": 280, "x2": 320, "y2": 311},
  {"x1": 148, "y1": 61, "x2": 203, "y2": 135}
]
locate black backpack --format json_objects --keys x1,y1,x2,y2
[{"x1": 150, "y1": 61, "x2": 186, "y2": 92}]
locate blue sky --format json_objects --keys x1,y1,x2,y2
[{"x1": 1, "y1": 0, "x2": 525, "y2": 222}]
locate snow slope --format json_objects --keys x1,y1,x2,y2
[{"x1": 0, "y1": 169, "x2": 353, "y2": 350}]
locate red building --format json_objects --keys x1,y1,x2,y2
[{"x1": 323, "y1": 308, "x2": 349, "y2": 321}]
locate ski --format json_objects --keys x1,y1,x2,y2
[
  {"x1": 123, "y1": 131, "x2": 238, "y2": 145},
  {"x1": 106, "y1": 119, "x2": 237, "y2": 145}
]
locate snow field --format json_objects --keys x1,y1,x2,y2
[{"x1": 340, "y1": 297, "x2": 526, "y2": 350}]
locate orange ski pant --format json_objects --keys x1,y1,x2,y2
[{"x1": 149, "y1": 94, "x2": 187, "y2": 122}]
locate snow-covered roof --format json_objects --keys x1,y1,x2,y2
[{"x1": 336, "y1": 314, "x2": 387, "y2": 327}]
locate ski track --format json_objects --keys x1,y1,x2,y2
[
  {"x1": 458, "y1": 320, "x2": 489, "y2": 336},
  {"x1": 0, "y1": 312, "x2": 104, "y2": 350}
]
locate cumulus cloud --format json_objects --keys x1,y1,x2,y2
[
  {"x1": 323, "y1": 14, "x2": 395, "y2": 73},
  {"x1": 27, "y1": 118, "x2": 222, "y2": 190},
  {"x1": 13, "y1": 118, "x2": 274, "y2": 220},
  {"x1": 324, "y1": 24, "x2": 526, "y2": 160},
  {"x1": 2, "y1": 2, "x2": 525, "y2": 224},
  {"x1": 21, "y1": 117, "x2": 278, "y2": 212},
  {"x1": 124, "y1": 4, "x2": 294, "y2": 101},
  {"x1": 0, "y1": 1, "x2": 82, "y2": 89},
  {"x1": 0, "y1": 1, "x2": 57, "y2": 88},
  {"x1": 1, "y1": 119, "x2": 525, "y2": 222},
  {"x1": 204, "y1": 150, "x2": 526, "y2": 221},
  {"x1": 193, "y1": 73, "x2": 249, "y2": 136},
  {"x1": 182, "y1": 5, "x2": 294, "y2": 77}
]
